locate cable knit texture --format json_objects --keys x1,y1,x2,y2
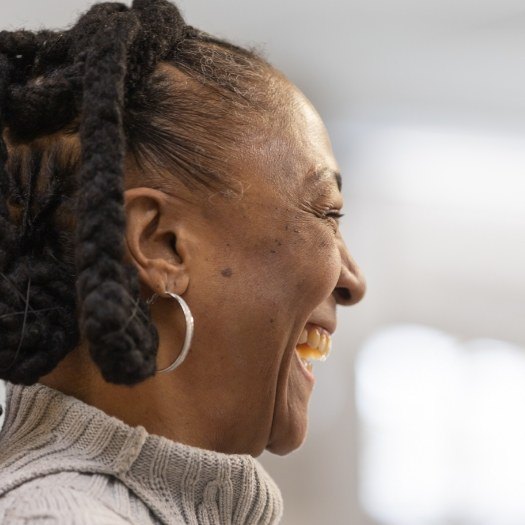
[{"x1": 0, "y1": 382, "x2": 283, "y2": 524}]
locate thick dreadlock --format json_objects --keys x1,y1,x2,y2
[{"x1": 0, "y1": 0, "x2": 273, "y2": 385}]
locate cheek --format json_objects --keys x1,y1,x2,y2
[
  {"x1": 187, "y1": 223, "x2": 339, "y2": 348},
  {"x1": 278, "y1": 228, "x2": 341, "y2": 307}
]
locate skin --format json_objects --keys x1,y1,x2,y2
[{"x1": 40, "y1": 76, "x2": 366, "y2": 457}]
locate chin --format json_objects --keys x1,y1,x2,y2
[{"x1": 264, "y1": 412, "x2": 309, "y2": 456}]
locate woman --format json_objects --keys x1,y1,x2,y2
[{"x1": 0, "y1": 0, "x2": 365, "y2": 523}]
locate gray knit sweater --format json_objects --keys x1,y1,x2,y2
[{"x1": 0, "y1": 382, "x2": 283, "y2": 524}]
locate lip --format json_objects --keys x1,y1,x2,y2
[
  {"x1": 303, "y1": 319, "x2": 336, "y2": 337},
  {"x1": 305, "y1": 312, "x2": 337, "y2": 335},
  {"x1": 294, "y1": 347, "x2": 316, "y2": 385}
]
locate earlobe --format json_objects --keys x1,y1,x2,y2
[{"x1": 123, "y1": 187, "x2": 190, "y2": 297}]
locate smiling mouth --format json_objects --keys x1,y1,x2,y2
[{"x1": 295, "y1": 325, "x2": 332, "y2": 373}]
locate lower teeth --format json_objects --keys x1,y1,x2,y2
[{"x1": 301, "y1": 358, "x2": 313, "y2": 372}]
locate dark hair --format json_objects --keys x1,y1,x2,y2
[{"x1": 0, "y1": 0, "x2": 275, "y2": 386}]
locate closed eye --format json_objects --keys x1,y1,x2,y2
[{"x1": 324, "y1": 210, "x2": 344, "y2": 220}]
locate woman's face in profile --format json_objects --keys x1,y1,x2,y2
[{"x1": 146, "y1": 78, "x2": 366, "y2": 456}]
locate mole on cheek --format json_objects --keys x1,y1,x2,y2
[{"x1": 221, "y1": 268, "x2": 233, "y2": 278}]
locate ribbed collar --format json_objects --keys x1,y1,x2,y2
[{"x1": 0, "y1": 382, "x2": 283, "y2": 524}]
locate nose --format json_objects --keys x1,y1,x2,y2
[{"x1": 333, "y1": 242, "x2": 366, "y2": 307}]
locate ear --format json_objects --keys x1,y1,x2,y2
[{"x1": 123, "y1": 187, "x2": 190, "y2": 297}]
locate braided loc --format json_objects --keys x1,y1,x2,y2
[
  {"x1": 0, "y1": 0, "x2": 274, "y2": 385},
  {"x1": 75, "y1": 9, "x2": 158, "y2": 384}
]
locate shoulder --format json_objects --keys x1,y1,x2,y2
[{"x1": 0, "y1": 476, "x2": 135, "y2": 525}]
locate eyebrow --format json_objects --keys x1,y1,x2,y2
[{"x1": 309, "y1": 167, "x2": 342, "y2": 192}]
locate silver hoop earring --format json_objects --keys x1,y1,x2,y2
[{"x1": 147, "y1": 291, "x2": 195, "y2": 373}]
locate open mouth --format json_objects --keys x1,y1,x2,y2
[{"x1": 295, "y1": 325, "x2": 332, "y2": 373}]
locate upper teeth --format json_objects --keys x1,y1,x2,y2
[
  {"x1": 299, "y1": 330, "x2": 308, "y2": 344},
  {"x1": 307, "y1": 329, "x2": 320, "y2": 349},
  {"x1": 297, "y1": 326, "x2": 332, "y2": 360}
]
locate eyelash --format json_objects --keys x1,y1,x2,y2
[{"x1": 324, "y1": 210, "x2": 345, "y2": 220}]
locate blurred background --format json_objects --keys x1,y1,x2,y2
[{"x1": 0, "y1": 1, "x2": 524, "y2": 524}]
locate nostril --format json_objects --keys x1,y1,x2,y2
[
  {"x1": 335, "y1": 287, "x2": 351, "y2": 304},
  {"x1": 335, "y1": 261, "x2": 367, "y2": 306}
]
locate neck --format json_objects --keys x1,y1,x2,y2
[{"x1": 39, "y1": 344, "x2": 263, "y2": 455}]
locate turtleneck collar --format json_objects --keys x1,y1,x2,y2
[{"x1": 0, "y1": 381, "x2": 283, "y2": 524}]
